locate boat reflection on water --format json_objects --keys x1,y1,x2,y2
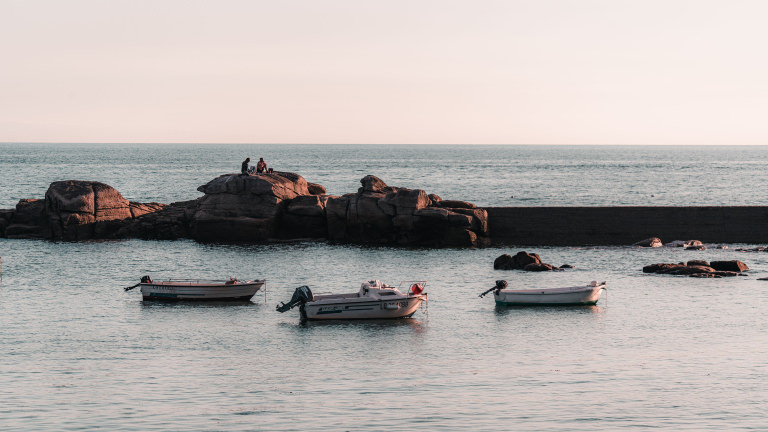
[
  {"x1": 277, "y1": 316, "x2": 429, "y2": 338},
  {"x1": 139, "y1": 300, "x2": 262, "y2": 310},
  {"x1": 298, "y1": 317, "x2": 426, "y2": 330},
  {"x1": 494, "y1": 303, "x2": 604, "y2": 316}
]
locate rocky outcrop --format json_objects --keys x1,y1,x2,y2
[
  {"x1": 3, "y1": 181, "x2": 172, "y2": 241},
  {"x1": 710, "y1": 260, "x2": 749, "y2": 272},
  {"x1": 325, "y1": 176, "x2": 488, "y2": 247},
  {"x1": 114, "y1": 200, "x2": 196, "y2": 240},
  {"x1": 44, "y1": 181, "x2": 134, "y2": 240},
  {"x1": 279, "y1": 195, "x2": 330, "y2": 239},
  {"x1": 643, "y1": 260, "x2": 748, "y2": 278},
  {"x1": 187, "y1": 174, "x2": 488, "y2": 246},
  {"x1": 5, "y1": 199, "x2": 49, "y2": 239},
  {"x1": 0, "y1": 173, "x2": 488, "y2": 247},
  {"x1": 191, "y1": 172, "x2": 309, "y2": 242},
  {"x1": 494, "y1": 251, "x2": 564, "y2": 271},
  {"x1": 307, "y1": 182, "x2": 326, "y2": 195}
]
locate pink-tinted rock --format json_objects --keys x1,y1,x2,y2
[
  {"x1": 379, "y1": 189, "x2": 429, "y2": 215},
  {"x1": 3, "y1": 173, "x2": 489, "y2": 248},
  {"x1": 45, "y1": 181, "x2": 134, "y2": 240},
  {"x1": 307, "y1": 182, "x2": 326, "y2": 195},
  {"x1": 192, "y1": 172, "x2": 313, "y2": 242},
  {"x1": 667, "y1": 265, "x2": 715, "y2": 275},
  {"x1": 198, "y1": 172, "x2": 309, "y2": 198},
  {"x1": 359, "y1": 175, "x2": 390, "y2": 193},
  {"x1": 494, "y1": 251, "x2": 543, "y2": 270},
  {"x1": 523, "y1": 262, "x2": 560, "y2": 272},
  {"x1": 130, "y1": 202, "x2": 166, "y2": 218}
]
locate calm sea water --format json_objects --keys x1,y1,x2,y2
[
  {"x1": 2, "y1": 143, "x2": 768, "y2": 208},
  {"x1": 1, "y1": 144, "x2": 768, "y2": 431}
]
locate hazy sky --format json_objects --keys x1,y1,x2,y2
[{"x1": 2, "y1": 1, "x2": 767, "y2": 144}]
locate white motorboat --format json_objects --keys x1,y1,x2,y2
[
  {"x1": 276, "y1": 280, "x2": 427, "y2": 320},
  {"x1": 480, "y1": 280, "x2": 606, "y2": 306},
  {"x1": 125, "y1": 276, "x2": 266, "y2": 301}
]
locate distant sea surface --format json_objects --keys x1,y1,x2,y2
[
  {"x1": 2, "y1": 143, "x2": 768, "y2": 208},
  {"x1": 1, "y1": 144, "x2": 767, "y2": 431}
]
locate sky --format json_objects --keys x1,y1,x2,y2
[{"x1": 2, "y1": 0, "x2": 767, "y2": 145}]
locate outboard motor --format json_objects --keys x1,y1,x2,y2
[
  {"x1": 125, "y1": 275, "x2": 152, "y2": 292},
  {"x1": 479, "y1": 279, "x2": 508, "y2": 298},
  {"x1": 276, "y1": 285, "x2": 314, "y2": 313}
]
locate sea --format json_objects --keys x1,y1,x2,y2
[{"x1": 1, "y1": 144, "x2": 767, "y2": 431}]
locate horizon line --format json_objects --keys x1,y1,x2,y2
[{"x1": 2, "y1": 142, "x2": 767, "y2": 146}]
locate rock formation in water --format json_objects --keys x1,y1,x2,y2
[
  {"x1": 191, "y1": 172, "x2": 311, "y2": 242},
  {"x1": 0, "y1": 173, "x2": 489, "y2": 247},
  {"x1": 633, "y1": 237, "x2": 663, "y2": 248},
  {"x1": 493, "y1": 251, "x2": 563, "y2": 271},
  {"x1": 323, "y1": 175, "x2": 488, "y2": 247},
  {"x1": 642, "y1": 260, "x2": 748, "y2": 278},
  {"x1": 3, "y1": 181, "x2": 164, "y2": 241}
]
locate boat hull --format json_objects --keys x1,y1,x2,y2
[
  {"x1": 494, "y1": 284, "x2": 605, "y2": 306},
  {"x1": 303, "y1": 295, "x2": 425, "y2": 320},
  {"x1": 140, "y1": 281, "x2": 265, "y2": 301}
]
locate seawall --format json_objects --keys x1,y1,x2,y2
[{"x1": 484, "y1": 206, "x2": 768, "y2": 245}]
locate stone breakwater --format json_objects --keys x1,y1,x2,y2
[
  {"x1": 0, "y1": 173, "x2": 489, "y2": 247},
  {"x1": 485, "y1": 206, "x2": 768, "y2": 245},
  {"x1": 3, "y1": 176, "x2": 766, "y2": 247}
]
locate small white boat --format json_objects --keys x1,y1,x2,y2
[
  {"x1": 126, "y1": 276, "x2": 266, "y2": 301},
  {"x1": 480, "y1": 280, "x2": 606, "y2": 306},
  {"x1": 276, "y1": 280, "x2": 427, "y2": 320}
]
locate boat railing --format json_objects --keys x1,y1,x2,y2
[{"x1": 163, "y1": 278, "x2": 266, "y2": 285}]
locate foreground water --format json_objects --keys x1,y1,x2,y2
[
  {"x1": 1, "y1": 238, "x2": 767, "y2": 431},
  {"x1": 2, "y1": 144, "x2": 768, "y2": 430}
]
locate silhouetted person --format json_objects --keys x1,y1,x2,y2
[
  {"x1": 241, "y1": 157, "x2": 251, "y2": 176},
  {"x1": 256, "y1": 157, "x2": 268, "y2": 174}
]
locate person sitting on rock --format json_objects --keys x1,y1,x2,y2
[
  {"x1": 241, "y1": 157, "x2": 251, "y2": 176},
  {"x1": 256, "y1": 157, "x2": 268, "y2": 174}
]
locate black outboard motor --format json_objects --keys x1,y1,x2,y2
[
  {"x1": 276, "y1": 285, "x2": 314, "y2": 313},
  {"x1": 125, "y1": 275, "x2": 152, "y2": 292},
  {"x1": 479, "y1": 279, "x2": 508, "y2": 298}
]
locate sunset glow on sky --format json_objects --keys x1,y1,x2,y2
[{"x1": 2, "y1": 0, "x2": 767, "y2": 144}]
